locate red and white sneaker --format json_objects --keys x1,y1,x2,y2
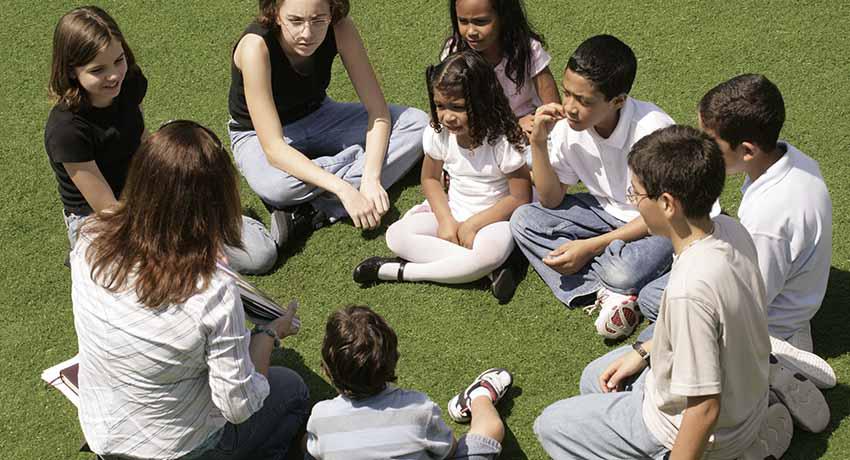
[
  {"x1": 447, "y1": 368, "x2": 513, "y2": 423},
  {"x1": 584, "y1": 287, "x2": 641, "y2": 340}
]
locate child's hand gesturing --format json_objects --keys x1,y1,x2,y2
[{"x1": 532, "y1": 103, "x2": 566, "y2": 141}]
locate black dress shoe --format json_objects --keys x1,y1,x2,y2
[
  {"x1": 353, "y1": 256, "x2": 404, "y2": 285},
  {"x1": 490, "y1": 265, "x2": 517, "y2": 304}
]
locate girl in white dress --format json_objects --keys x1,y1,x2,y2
[{"x1": 354, "y1": 50, "x2": 531, "y2": 303}]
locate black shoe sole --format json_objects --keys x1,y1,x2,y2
[{"x1": 491, "y1": 266, "x2": 517, "y2": 304}]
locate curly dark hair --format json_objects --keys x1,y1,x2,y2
[
  {"x1": 444, "y1": 0, "x2": 545, "y2": 93},
  {"x1": 426, "y1": 50, "x2": 527, "y2": 150},
  {"x1": 257, "y1": 0, "x2": 350, "y2": 29},
  {"x1": 321, "y1": 305, "x2": 399, "y2": 400}
]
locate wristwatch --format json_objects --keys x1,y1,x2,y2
[
  {"x1": 632, "y1": 340, "x2": 650, "y2": 362},
  {"x1": 252, "y1": 324, "x2": 281, "y2": 348}
]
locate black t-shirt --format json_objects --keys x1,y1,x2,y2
[
  {"x1": 228, "y1": 22, "x2": 337, "y2": 130},
  {"x1": 44, "y1": 68, "x2": 147, "y2": 215}
]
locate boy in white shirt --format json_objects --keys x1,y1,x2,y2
[
  {"x1": 702, "y1": 74, "x2": 834, "y2": 388},
  {"x1": 510, "y1": 35, "x2": 673, "y2": 339},
  {"x1": 535, "y1": 125, "x2": 826, "y2": 460}
]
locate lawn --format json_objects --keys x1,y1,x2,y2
[{"x1": 1, "y1": 1, "x2": 849, "y2": 458}]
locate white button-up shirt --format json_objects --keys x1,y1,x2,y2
[{"x1": 70, "y1": 235, "x2": 270, "y2": 459}]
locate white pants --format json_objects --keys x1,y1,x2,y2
[{"x1": 385, "y1": 211, "x2": 514, "y2": 284}]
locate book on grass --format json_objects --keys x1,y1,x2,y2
[
  {"x1": 217, "y1": 263, "x2": 295, "y2": 326},
  {"x1": 41, "y1": 354, "x2": 80, "y2": 408}
]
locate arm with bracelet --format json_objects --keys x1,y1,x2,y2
[
  {"x1": 599, "y1": 339, "x2": 653, "y2": 393},
  {"x1": 249, "y1": 300, "x2": 301, "y2": 376}
]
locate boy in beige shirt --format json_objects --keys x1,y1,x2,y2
[{"x1": 534, "y1": 125, "x2": 825, "y2": 459}]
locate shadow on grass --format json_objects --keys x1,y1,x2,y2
[
  {"x1": 783, "y1": 382, "x2": 850, "y2": 459},
  {"x1": 811, "y1": 267, "x2": 850, "y2": 360},
  {"x1": 273, "y1": 347, "x2": 337, "y2": 404},
  {"x1": 499, "y1": 385, "x2": 530, "y2": 459}
]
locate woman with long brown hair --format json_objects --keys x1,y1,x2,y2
[{"x1": 71, "y1": 121, "x2": 308, "y2": 459}]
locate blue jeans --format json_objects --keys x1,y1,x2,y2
[
  {"x1": 534, "y1": 347, "x2": 668, "y2": 460},
  {"x1": 509, "y1": 194, "x2": 673, "y2": 306},
  {"x1": 189, "y1": 367, "x2": 310, "y2": 460},
  {"x1": 229, "y1": 98, "x2": 428, "y2": 220},
  {"x1": 102, "y1": 367, "x2": 309, "y2": 460},
  {"x1": 634, "y1": 272, "x2": 668, "y2": 341}
]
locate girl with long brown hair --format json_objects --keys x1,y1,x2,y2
[
  {"x1": 46, "y1": 6, "x2": 277, "y2": 274},
  {"x1": 71, "y1": 121, "x2": 308, "y2": 459}
]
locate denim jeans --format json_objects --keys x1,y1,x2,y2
[
  {"x1": 65, "y1": 211, "x2": 277, "y2": 276},
  {"x1": 189, "y1": 367, "x2": 309, "y2": 460},
  {"x1": 101, "y1": 367, "x2": 309, "y2": 460},
  {"x1": 229, "y1": 98, "x2": 428, "y2": 220},
  {"x1": 509, "y1": 193, "x2": 673, "y2": 306},
  {"x1": 534, "y1": 347, "x2": 668, "y2": 460},
  {"x1": 63, "y1": 211, "x2": 88, "y2": 250}
]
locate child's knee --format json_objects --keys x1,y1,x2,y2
[
  {"x1": 392, "y1": 105, "x2": 429, "y2": 132},
  {"x1": 534, "y1": 402, "x2": 575, "y2": 447},
  {"x1": 509, "y1": 203, "x2": 536, "y2": 236},
  {"x1": 385, "y1": 220, "x2": 406, "y2": 255}
]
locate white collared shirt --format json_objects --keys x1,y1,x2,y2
[
  {"x1": 548, "y1": 97, "x2": 675, "y2": 222},
  {"x1": 70, "y1": 235, "x2": 270, "y2": 459},
  {"x1": 738, "y1": 142, "x2": 832, "y2": 339}
]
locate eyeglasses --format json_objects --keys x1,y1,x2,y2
[
  {"x1": 283, "y1": 17, "x2": 332, "y2": 34},
  {"x1": 626, "y1": 184, "x2": 651, "y2": 205},
  {"x1": 159, "y1": 119, "x2": 223, "y2": 150}
]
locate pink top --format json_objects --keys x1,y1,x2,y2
[{"x1": 442, "y1": 39, "x2": 551, "y2": 117}]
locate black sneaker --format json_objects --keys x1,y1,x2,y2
[{"x1": 268, "y1": 203, "x2": 328, "y2": 248}]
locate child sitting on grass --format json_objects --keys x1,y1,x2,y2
[
  {"x1": 306, "y1": 305, "x2": 513, "y2": 459},
  {"x1": 353, "y1": 50, "x2": 532, "y2": 303},
  {"x1": 534, "y1": 125, "x2": 827, "y2": 460},
  {"x1": 509, "y1": 35, "x2": 675, "y2": 337},
  {"x1": 638, "y1": 74, "x2": 836, "y2": 389}
]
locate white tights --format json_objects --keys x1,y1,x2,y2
[{"x1": 382, "y1": 212, "x2": 514, "y2": 284}]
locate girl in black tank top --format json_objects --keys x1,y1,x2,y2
[{"x1": 228, "y1": 0, "x2": 427, "y2": 239}]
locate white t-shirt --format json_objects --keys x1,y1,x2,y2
[
  {"x1": 548, "y1": 97, "x2": 675, "y2": 222},
  {"x1": 738, "y1": 142, "x2": 832, "y2": 339},
  {"x1": 441, "y1": 39, "x2": 551, "y2": 117},
  {"x1": 642, "y1": 215, "x2": 770, "y2": 459},
  {"x1": 422, "y1": 126, "x2": 525, "y2": 221}
]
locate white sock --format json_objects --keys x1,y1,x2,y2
[
  {"x1": 468, "y1": 386, "x2": 493, "y2": 404},
  {"x1": 378, "y1": 262, "x2": 401, "y2": 281}
]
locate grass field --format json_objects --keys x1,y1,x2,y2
[{"x1": 2, "y1": 1, "x2": 849, "y2": 458}]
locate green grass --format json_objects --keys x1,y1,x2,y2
[{"x1": 2, "y1": 1, "x2": 849, "y2": 458}]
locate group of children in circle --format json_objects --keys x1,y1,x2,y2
[{"x1": 46, "y1": 0, "x2": 836, "y2": 459}]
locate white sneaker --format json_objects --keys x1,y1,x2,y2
[
  {"x1": 770, "y1": 336, "x2": 836, "y2": 389},
  {"x1": 740, "y1": 396, "x2": 793, "y2": 460},
  {"x1": 769, "y1": 354, "x2": 830, "y2": 433},
  {"x1": 585, "y1": 288, "x2": 641, "y2": 340},
  {"x1": 447, "y1": 368, "x2": 513, "y2": 423}
]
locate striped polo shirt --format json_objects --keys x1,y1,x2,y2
[{"x1": 306, "y1": 384, "x2": 454, "y2": 459}]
